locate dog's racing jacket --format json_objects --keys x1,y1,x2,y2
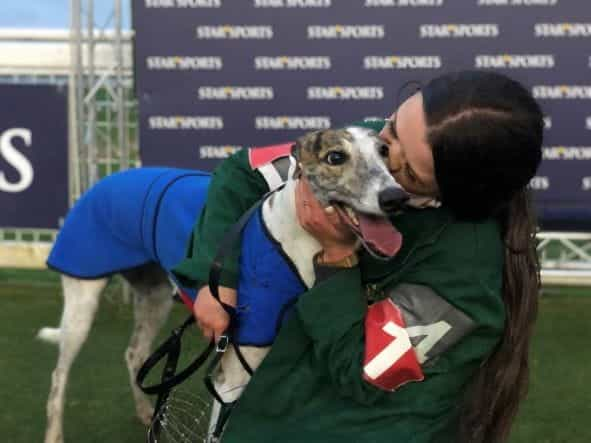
[{"x1": 172, "y1": 120, "x2": 506, "y2": 443}]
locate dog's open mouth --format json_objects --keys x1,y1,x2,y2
[{"x1": 333, "y1": 203, "x2": 402, "y2": 259}]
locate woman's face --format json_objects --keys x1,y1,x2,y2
[{"x1": 379, "y1": 92, "x2": 439, "y2": 198}]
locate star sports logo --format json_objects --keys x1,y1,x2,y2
[
  {"x1": 532, "y1": 86, "x2": 591, "y2": 99},
  {"x1": 420, "y1": 24, "x2": 499, "y2": 38},
  {"x1": 254, "y1": 0, "x2": 331, "y2": 7},
  {"x1": 146, "y1": 56, "x2": 222, "y2": 70},
  {"x1": 307, "y1": 87, "x2": 384, "y2": 100},
  {"x1": 308, "y1": 25, "x2": 385, "y2": 39},
  {"x1": 529, "y1": 176, "x2": 550, "y2": 190},
  {"x1": 148, "y1": 116, "x2": 223, "y2": 130},
  {"x1": 478, "y1": 0, "x2": 557, "y2": 5},
  {"x1": 583, "y1": 177, "x2": 591, "y2": 191},
  {"x1": 199, "y1": 145, "x2": 243, "y2": 159},
  {"x1": 254, "y1": 56, "x2": 331, "y2": 70},
  {"x1": 535, "y1": 23, "x2": 591, "y2": 37},
  {"x1": 475, "y1": 54, "x2": 554, "y2": 68},
  {"x1": 365, "y1": 0, "x2": 443, "y2": 6},
  {"x1": 196, "y1": 25, "x2": 273, "y2": 39},
  {"x1": 145, "y1": 0, "x2": 221, "y2": 7},
  {"x1": 586, "y1": 116, "x2": 591, "y2": 130},
  {"x1": 544, "y1": 116, "x2": 552, "y2": 129},
  {"x1": 198, "y1": 87, "x2": 274, "y2": 100},
  {"x1": 543, "y1": 146, "x2": 591, "y2": 160},
  {"x1": 364, "y1": 56, "x2": 442, "y2": 69},
  {"x1": 255, "y1": 116, "x2": 331, "y2": 130}
]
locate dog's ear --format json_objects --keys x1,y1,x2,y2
[
  {"x1": 294, "y1": 130, "x2": 324, "y2": 155},
  {"x1": 290, "y1": 140, "x2": 300, "y2": 161},
  {"x1": 291, "y1": 141, "x2": 302, "y2": 179},
  {"x1": 291, "y1": 130, "x2": 325, "y2": 178}
]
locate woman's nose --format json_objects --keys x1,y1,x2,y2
[{"x1": 387, "y1": 143, "x2": 402, "y2": 173}]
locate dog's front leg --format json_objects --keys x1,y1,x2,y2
[{"x1": 207, "y1": 346, "x2": 269, "y2": 438}]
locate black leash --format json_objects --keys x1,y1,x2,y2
[{"x1": 136, "y1": 185, "x2": 282, "y2": 442}]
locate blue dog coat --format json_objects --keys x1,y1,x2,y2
[
  {"x1": 47, "y1": 168, "x2": 210, "y2": 279},
  {"x1": 47, "y1": 167, "x2": 305, "y2": 346},
  {"x1": 235, "y1": 208, "x2": 305, "y2": 345}
]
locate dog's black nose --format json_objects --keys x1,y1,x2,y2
[{"x1": 378, "y1": 187, "x2": 409, "y2": 214}]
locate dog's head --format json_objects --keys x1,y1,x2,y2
[{"x1": 291, "y1": 126, "x2": 408, "y2": 258}]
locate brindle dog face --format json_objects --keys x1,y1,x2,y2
[{"x1": 292, "y1": 127, "x2": 396, "y2": 215}]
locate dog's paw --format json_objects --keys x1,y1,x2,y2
[{"x1": 137, "y1": 406, "x2": 155, "y2": 426}]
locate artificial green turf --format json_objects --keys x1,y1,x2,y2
[
  {"x1": 509, "y1": 288, "x2": 591, "y2": 442},
  {"x1": 0, "y1": 269, "x2": 590, "y2": 442},
  {"x1": 0, "y1": 270, "x2": 208, "y2": 442}
]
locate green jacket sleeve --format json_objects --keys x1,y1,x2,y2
[
  {"x1": 294, "y1": 267, "x2": 388, "y2": 405},
  {"x1": 171, "y1": 148, "x2": 269, "y2": 289},
  {"x1": 292, "y1": 221, "x2": 505, "y2": 407}
]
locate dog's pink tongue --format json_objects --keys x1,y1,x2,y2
[{"x1": 358, "y1": 214, "x2": 402, "y2": 257}]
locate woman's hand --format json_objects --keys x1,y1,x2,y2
[
  {"x1": 193, "y1": 285, "x2": 237, "y2": 342},
  {"x1": 295, "y1": 178, "x2": 358, "y2": 262}
]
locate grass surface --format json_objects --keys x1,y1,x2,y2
[
  {"x1": 0, "y1": 269, "x2": 207, "y2": 443},
  {"x1": 0, "y1": 269, "x2": 590, "y2": 442}
]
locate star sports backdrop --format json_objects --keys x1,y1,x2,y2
[{"x1": 133, "y1": 0, "x2": 591, "y2": 229}]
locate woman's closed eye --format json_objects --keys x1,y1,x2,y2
[
  {"x1": 388, "y1": 117, "x2": 399, "y2": 140},
  {"x1": 405, "y1": 164, "x2": 418, "y2": 183}
]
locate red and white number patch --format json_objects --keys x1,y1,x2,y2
[
  {"x1": 248, "y1": 143, "x2": 293, "y2": 169},
  {"x1": 363, "y1": 299, "x2": 424, "y2": 391}
]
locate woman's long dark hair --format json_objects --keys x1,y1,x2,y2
[{"x1": 421, "y1": 71, "x2": 544, "y2": 442}]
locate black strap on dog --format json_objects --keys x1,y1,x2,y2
[
  {"x1": 206, "y1": 187, "x2": 279, "y2": 377},
  {"x1": 136, "y1": 184, "x2": 283, "y2": 442}
]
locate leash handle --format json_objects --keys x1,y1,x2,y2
[{"x1": 136, "y1": 315, "x2": 214, "y2": 396}]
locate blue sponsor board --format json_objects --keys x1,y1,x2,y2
[
  {"x1": 133, "y1": 0, "x2": 591, "y2": 229},
  {"x1": 0, "y1": 84, "x2": 68, "y2": 229}
]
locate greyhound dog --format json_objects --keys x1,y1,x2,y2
[{"x1": 39, "y1": 126, "x2": 410, "y2": 443}]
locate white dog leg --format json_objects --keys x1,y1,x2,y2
[
  {"x1": 207, "y1": 346, "x2": 269, "y2": 440},
  {"x1": 124, "y1": 281, "x2": 173, "y2": 426},
  {"x1": 44, "y1": 276, "x2": 107, "y2": 443}
]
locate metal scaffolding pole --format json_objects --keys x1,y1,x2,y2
[
  {"x1": 115, "y1": 0, "x2": 129, "y2": 171},
  {"x1": 69, "y1": 0, "x2": 132, "y2": 202},
  {"x1": 68, "y1": 0, "x2": 82, "y2": 205},
  {"x1": 86, "y1": 0, "x2": 98, "y2": 186}
]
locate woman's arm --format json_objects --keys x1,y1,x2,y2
[
  {"x1": 172, "y1": 146, "x2": 290, "y2": 340},
  {"x1": 291, "y1": 264, "x2": 503, "y2": 406},
  {"x1": 172, "y1": 148, "x2": 270, "y2": 289}
]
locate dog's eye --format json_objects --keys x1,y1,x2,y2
[
  {"x1": 379, "y1": 144, "x2": 389, "y2": 158},
  {"x1": 325, "y1": 151, "x2": 348, "y2": 166}
]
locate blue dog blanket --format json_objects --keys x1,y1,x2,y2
[
  {"x1": 235, "y1": 207, "x2": 305, "y2": 345},
  {"x1": 48, "y1": 168, "x2": 210, "y2": 279},
  {"x1": 47, "y1": 167, "x2": 304, "y2": 345}
]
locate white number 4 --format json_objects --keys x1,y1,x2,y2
[{"x1": 406, "y1": 321, "x2": 452, "y2": 364}]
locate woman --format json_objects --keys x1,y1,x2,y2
[{"x1": 172, "y1": 70, "x2": 543, "y2": 442}]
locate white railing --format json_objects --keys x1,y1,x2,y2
[{"x1": 538, "y1": 232, "x2": 591, "y2": 286}]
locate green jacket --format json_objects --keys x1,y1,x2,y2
[{"x1": 172, "y1": 121, "x2": 505, "y2": 442}]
